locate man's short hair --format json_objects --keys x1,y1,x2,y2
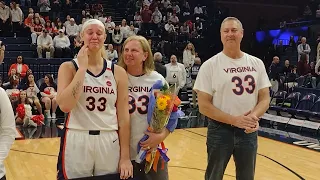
[
  {"x1": 220, "y1": 17, "x2": 243, "y2": 31},
  {"x1": 154, "y1": 52, "x2": 163, "y2": 61}
]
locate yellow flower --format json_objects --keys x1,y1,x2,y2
[{"x1": 157, "y1": 96, "x2": 168, "y2": 110}]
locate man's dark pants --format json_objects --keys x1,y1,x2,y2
[{"x1": 205, "y1": 119, "x2": 257, "y2": 180}]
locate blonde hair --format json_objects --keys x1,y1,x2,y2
[
  {"x1": 80, "y1": 19, "x2": 107, "y2": 59},
  {"x1": 220, "y1": 17, "x2": 243, "y2": 31},
  {"x1": 184, "y1": 43, "x2": 195, "y2": 55},
  {"x1": 118, "y1": 35, "x2": 155, "y2": 74}
]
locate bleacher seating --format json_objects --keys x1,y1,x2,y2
[{"x1": 262, "y1": 89, "x2": 320, "y2": 134}]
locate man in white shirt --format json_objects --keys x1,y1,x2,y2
[
  {"x1": 53, "y1": 29, "x2": 71, "y2": 58},
  {"x1": 37, "y1": 29, "x2": 55, "y2": 58},
  {"x1": 0, "y1": 87, "x2": 15, "y2": 180},
  {"x1": 297, "y1": 37, "x2": 311, "y2": 62},
  {"x1": 66, "y1": 18, "x2": 79, "y2": 43},
  {"x1": 194, "y1": 17, "x2": 271, "y2": 180},
  {"x1": 0, "y1": 1, "x2": 10, "y2": 33},
  {"x1": 165, "y1": 55, "x2": 186, "y2": 90}
]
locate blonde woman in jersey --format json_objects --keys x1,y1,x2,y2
[
  {"x1": 56, "y1": 19, "x2": 133, "y2": 180},
  {"x1": 118, "y1": 35, "x2": 178, "y2": 180}
]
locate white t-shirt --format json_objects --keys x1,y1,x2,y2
[
  {"x1": 193, "y1": 52, "x2": 271, "y2": 116},
  {"x1": 128, "y1": 71, "x2": 166, "y2": 160},
  {"x1": 0, "y1": 87, "x2": 15, "y2": 178}
]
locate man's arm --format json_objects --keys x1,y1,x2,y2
[
  {"x1": 250, "y1": 87, "x2": 270, "y2": 118},
  {"x1": 0, "y1": 43, "x2": 4, "y2": 63},
  {"x1": 197, "y1": 91, "x2": 235, "y2": 125}
]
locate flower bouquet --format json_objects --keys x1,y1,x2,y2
[{"x1": 135, "y1": 80, "x2": 181, "y2": 173}]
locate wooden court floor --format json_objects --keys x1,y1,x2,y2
[{"x1": 4, "y1": 128, "x2": 320, "y2": 180}]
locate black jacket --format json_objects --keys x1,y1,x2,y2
[{"x1": 155, "y1": 62, "x2": 166, "y2": 78}]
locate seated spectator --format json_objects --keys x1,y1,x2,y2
[
  {"x1": 40, "y1": 74, "x2": 57, "y2": 119},
  {"x1": 303, "y1": 5, "x2": 312, "y2": 20},
  {"x1": 92, "y1": 1, "x2": 103, "y2": 16},
  {"x1": 4, "y1": 72, "x2": 19, "y2": 90},
  {"x1": 20, "y1": 68, "x2": 33, "y2": 86},
  {"x1": 165, "y1": 20, "x2": 176, "y2": 35},
  {"x1": 55, "y1": 20, "x2": 65, "y2": 35},
  {"x1": 37, "y1": 29, "x2": 55, "y2": 58},
  {"x1": 297, "y1": 54, "x2": 316, "y2": 88},
  {"x1": 133, "y1": 11, "x2": 142, "y2": 29},
  {"x1": 154, "y1": 52, "x2": 166, "y2": 78},
  {"x1": 180, "y1": 22, "x2": 190, "y2": 39},
  {"x1": 127, "y1": 24, "x2": 137, "y2": 37},
  {"x1": 44, "y1": 20, "x2": 54, "y2": 37},
  {"x1": 34, "y1": 12, "x2": 45, "y2": 25},
  {"x1": 5, "y1": 74, "x2": 20, "y2": 106},
  {"x1": 112, "y1": 25, "x2": 123, "y2": 53},
  {"x1": 53, "y1": 29, "x2": 71, "y2": 58},
  {"x1": 64, "y1": 15, "x2": 71, "y2": 27},
  {"x1": 14, "y1": 90, "x2": 37, "y2": 127},
  {"x1": 162, "y1": 0, "x2": 171, "y2": 10},
  {"x1": 30, "y1": 17, "x2": 44, "y2": 45},
  {"x1": 169, "y1": 13, "x2": 179, "y2": 25},
  {"x1": 8, "y1": 56, "x2": 29, "y2": 79},
  {"x1": 163, "y1": 12, "x2": 172, "y2": 24},
  {"x1": 194, "y1": 4, "x2": 203, "y2": 18},
  {"x1": 73, "y1": 35, "x2": 82, "y2": 56},
  {"x1": 172, "y1": 2, "x2": 180, "y2": 14},
  {"x1": 285, "y1": 65, "x2": 299, "y2": 89},
  {"x1": 106, "y1": 44, "x2": 118, "y2": 64},
  {"x1": 66, "y1": 18, "x2": 79, "y2": 44},
  {"x1": 20, "y1": 73, "x2": 42, "y2": 114},
  {"x1": 194, "y1": 17, "x2": 203, "y2": 35},
  {"x1": 78, "y1": 17, "x2": 86, "y2": 33},
  {"x1": 24, "y1": 13, "x2": 34, "y2": 29}
]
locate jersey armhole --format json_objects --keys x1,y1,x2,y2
[{"x1": 71, "y1": 59, "x2": 79, "y2": 71}]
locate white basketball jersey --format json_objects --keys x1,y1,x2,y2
[
  {"x1": 128, "y1": 71, "x2": 166, "y2": 160},
  {"x1": 65, "y1": 59, "x2": 118, "y2": 131}
]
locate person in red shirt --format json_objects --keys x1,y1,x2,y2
[
  {"x1": 8, "y1": 56, "x2": 29, "y2": 79},
  {"x1": 30, "y1": 17, "x2": 44, "y2": 45}
]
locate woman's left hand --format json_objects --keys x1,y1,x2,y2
[{"x1": 140, "y1": 130, "x2": 166, "y2": 150}]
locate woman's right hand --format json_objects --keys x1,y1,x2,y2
[{"x1": 77, "y1": 45, "x2": 89, "y2": 70}]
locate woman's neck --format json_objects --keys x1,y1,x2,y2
[
  {"x1": 127, "y1": 66, "x2": 144, "y2": 76},
  {"x1": 88, "y1": 50, "x2": 103, "y2": 66}
]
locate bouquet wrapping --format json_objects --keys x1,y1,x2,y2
[{"x1": 135, "y1": 80, "x2": 181, "y2": 173}]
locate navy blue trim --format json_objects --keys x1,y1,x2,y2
[
  {"x1": 57, "y1": 128, "x2": 67, "y2": 180},
  {"x1": 71, "y1": 60, "x2": 78, "y2": 71},
  {"x1": 111, "y1": 62, "x2": 114, "y2": 75},
  {"x1": 86, "y1": 59, "x2": 107, "y2": 78}
]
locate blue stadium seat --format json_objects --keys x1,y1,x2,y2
[
  {"x1": 268, "y1": 90, "x2": 287, "y2": 115},
  {"x1": 287, "y1": 93, "x2": 317, "y2": 120},
  {"x1": 278, "y1": 92, "x2": 301, "y2": 118}
]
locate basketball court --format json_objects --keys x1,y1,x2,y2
[{"x1": 4, "y1": 127, "x2": 320, "y2": 180}]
